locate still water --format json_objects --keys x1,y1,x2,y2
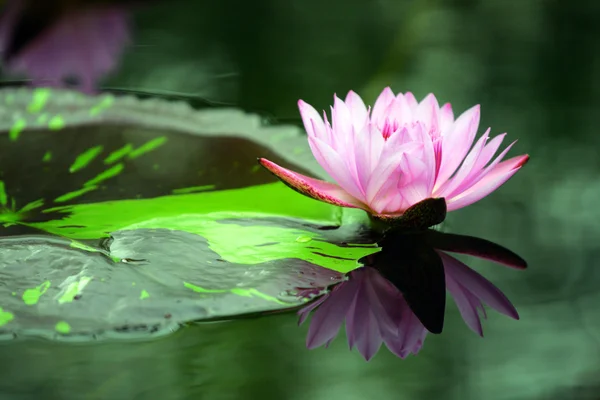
[{"x1": 1, "y1": 0, "x2": 599, "y2": 399}]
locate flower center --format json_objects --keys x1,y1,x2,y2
[{"x1": 381, "y1": 118, "x2": 399, "y2": 140}]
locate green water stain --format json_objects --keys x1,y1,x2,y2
[
  {"x1": 55, "y1": 321, "x2": 71, "y2": 334},
  {"x1": 153, "y1": 164, "x2": 160, "y2": 170},
  {"x1": 57, "y1": 276, "x2": 92, "y2": 304},
  {"x1": 22, "y1": 281, "x2": 51, "y2": 305},
  {"x1": 292, "y1": 147, "x2": 304, "y2": 155},
  {"x1": 28, "y1": 88, "x2": 51, "y2": 113},
  {"x1": 9, "y1": 119, "x2": 26, "y2": 141},
  {"x1": 251, "y1": 165, "x2": 261, "y2": 173},
  {"x1": 31, "y1": 183, "x2": 376, "y2": 273},
  {"x1": 139, "y1": 290, "x2": 150, "y2": 300},
  {"x1": 171, "y1": 185, "x2": 215, "y2": 195},
  {"x1": 42, "y1": 151, "x2": 52, "y2": 162},
  {"x1": 84, "y1": 163, "x2": 124, "y2": 187},
  {"x1": 0, "y1": 308, "x2": 14, "y2": 327},
  {"x1": 89, "y1": 96, "x2": 114, "y2": 116},
  {"x1": 128, "y1": 137, "x2": 167, "y2": 159},
  {"x1": 104, "y1": 144, "x2": 133, "y2": 164},
  {"x1": 5, "y1": 94, "x2": 15, "y2": 104},
  {"x1": 131, "y1": 282, "x2": 136, "y2": 286},
  {"x1": 54, "y1": 186, "x2": 98, "y2": 203},
  {"x1": 0, "y1": 181, "x2": 7, "y2": 206},
  {"x1": 48, "y1": 115, "x2": 65, "y2": 130},
  {"x1": 69, "y1": 145, "x2": 104, "y2": 173}
]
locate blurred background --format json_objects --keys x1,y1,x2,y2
[{"x1": 0, "y1": 0, "x2": 599, "y2": 399}]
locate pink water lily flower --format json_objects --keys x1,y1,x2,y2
[
  {"x1": 260, "y1": 88, "x2": 529, "y2": 218},
  {"x1": 298, "y1": 250, "x2": 521, "y2": 361}
]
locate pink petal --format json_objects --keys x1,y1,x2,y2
[
  {"x1": 258, "y1": 158, "x2": 367, "y2": 210},
  {"x1": 306, "y1": 278, "x2": 359, "y2": 349},
  {"x1": 396, "y1": 153, "x2": 429, "y2": 208},
  {"x1": 409, "y1": 329, "x2": 429, "y2": 356},
  {"x1": 435, "y1": 105, "x2": 481, "y2": 189},
  {"x1": 365, "y1": 158, "x2": 404, "y2": 214},
  {"x1": 344, "y1": 268, "x2": 371, "y2": 349},
  {"x1": 298, "y1": 294, "x2": 330, "y2": 325},
  {"x1": 439, "y1": 103, "x2": 455, "y2": 132},
  {"x1": 398, "y1": 301, "x2": 428, "y2": 354},
  {"x1": 385, "y1": 96, "x2": 412, "y2": 128},
  {"x1": 454, "y1": 133, "x2": 507, "y2": 192},
  {"x1": 377, "y1": 192, "x2": 405, "y2": 216},
  {"x1": 344, "y1": 277, "x2": 384, "y2": 360},
  {"x1": 354, "y1": 309, "x2": 384, "y2": 361},
  {"x1": 307, "y1": 136, "x2": 366, "y2": 201},
  {"x1": 472, "y1": 140, "x2": 517, "y2": 183},
  {"x1": 353, "y1": 123, "x2": 385, "y2": 192},
  {"x1": 415, "y1": 93, "x2": 441, "y2": 134},
  {"x1": 383, "y1": 300, "x2": 427, "y2": 358},
  {"x1": 329, "y1": 100, "x2": 363, "y2": 196},
  {"x1": 344, "y1": 284, "x2": 361, "y2": 350},
  {"x1": 298, "y1": 100, "x2": 327, "y2": 140},
  {"x1": 371, "y1": 87, "x2": 396, "y2": 126},
  {"x1": 445, "y1": 272, "x2": 484, "y2": 336},
  {"x1": 398, "y1": 122, "x2": 436, "y2": 195},
  {"x1": 344, "y1": 90, "x2": 369, "y2": 131},
  {"x1": 446, "y1": 154, "x2": 529, "y2": 211},
  {"x1": 404, "y1": 92, "x2": 419, "y2": 110},
  {"x1": 331, "y1": 95, "x2": 354, "y2": 134},
  {"x1": 363, "y1": 269, "x2": 401, "y2": 336},
  {"x1": 436, "y1": 128, "x2": 490, "y2": 199},
  {"x1": 365, "y1": 136, "x2": 422, "y2": 210},
  {"x1": 439, "y1": 252, "x2": 519, "y2": 320}
]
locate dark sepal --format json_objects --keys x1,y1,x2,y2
[
  {"x1": 364, "y1": 232, "x2": 446, "y2": 334},
  {"x1": 370, "y1": 197, "x2": 447, "y2": 233},
  {"x1": 424, "y1": 229, "x2": 527, "y2": 270}
]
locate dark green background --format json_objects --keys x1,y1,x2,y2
[{"x1": 1, "y1": 0, "x2": 599, "y2": 399}]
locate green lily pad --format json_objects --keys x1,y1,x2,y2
[{"x1": 0, "y1": 88, "x2": 378, "y2": 340}]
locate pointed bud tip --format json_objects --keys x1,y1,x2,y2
[{"x1": 517, "y1": 154, "x2": 530, "y2": 168}]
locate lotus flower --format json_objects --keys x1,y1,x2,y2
[
  {"x1": 259, "y1": 88, "x2": 529, "y2": 218},
  {"x1": 297, "y1": 232, "x2": 525, "y2": 361},
  {"x1": 0, "y1": 0, "x2": 130, "y2": 93}
]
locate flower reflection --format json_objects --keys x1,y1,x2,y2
[
  {"x1": 0, "y1": 0, "x2": 131, "y2": 92},
  {"x1": 260, "y1": 88, "x2": 528, "y2": 219},
  {"x1": 298, "y1": 267, "x2": 427, "y2": 360},
  {"x1": 297, "y1": 231, "x2": 525, "y2": 361}
]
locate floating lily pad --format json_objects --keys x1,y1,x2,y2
[{"x1": 0, "y1": 88, "x2": 378, "y2": 340}]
